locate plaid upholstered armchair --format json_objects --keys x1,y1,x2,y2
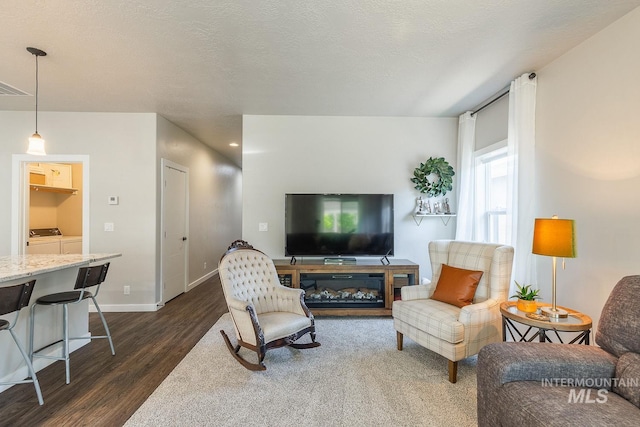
[
  {"x1": 218, "y1": 240, "x2": 320, "y2": 370},
  {"x1": 392, "y1": 240, "x2": 514, "y2": 383}
]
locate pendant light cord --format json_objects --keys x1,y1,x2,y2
[
  {"x1": 26, "y1": 46, "x2": 47, "y2": 154},
  {"x1": 34, "y1": 53, "x2": 39, "y2": 133}
]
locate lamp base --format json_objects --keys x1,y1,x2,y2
[{"x1": 541, "y1": 306, "x2": 569, "y2": 318}]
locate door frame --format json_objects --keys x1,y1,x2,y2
[
  {"x1": 11, "y1": 154, "x2": 90, "y2": 255},
  {"x1": 159, "y1": 158, "x2": 189, "y2": 305}
]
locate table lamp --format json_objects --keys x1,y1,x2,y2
[{"x1": 532, "y1": 216, "x2": 576, "y2": 318}]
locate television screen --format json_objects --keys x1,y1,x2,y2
[{"x1": 285, "y1": 194, "x2": 394, "y2": 257}]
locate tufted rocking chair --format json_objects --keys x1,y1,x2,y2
[{"x1": 218, "y1": 240, "x2": 320, "y2": 370}]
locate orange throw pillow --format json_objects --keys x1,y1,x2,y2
[{"x1": 431, "y1": 264, "x2": 484, "y2": 308}]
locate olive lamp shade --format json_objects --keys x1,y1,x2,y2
[{"x1": 532, "y1": 217, "x2": 576, "y2": 258}]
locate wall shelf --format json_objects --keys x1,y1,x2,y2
[
  {"x1": 412, "y1": 213, "x2": 456, "y2": 226},
  {"x1": 30, "y1": 184, "x2": 78, "y2": 195}
]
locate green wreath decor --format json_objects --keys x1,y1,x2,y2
[{"x1": 410, "y1": 157, "x2": 455, "y2": 197}]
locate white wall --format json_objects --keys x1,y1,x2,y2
[
  {"x1": 1, "y1": 111, "x2": 242, "y2": 311},
  {"x1": 535, "y1": 7, "x2": 640, "y2": 331},
  {"x1": 156, "y1": 115, "x2": 242, "y2": 295},
  {"x1": 242, "y1": 115, "x2": 458, "y2": 279},
  {"x1": 0, "y1": 111, "x2": 158, "y2": 308}
]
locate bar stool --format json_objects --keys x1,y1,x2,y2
[
  {"x1": 29, "y1": 262, "x2": 114, "y2": 385},
  {"x1": 0, "y1": 280, "x2": 44, "y2": 405}
]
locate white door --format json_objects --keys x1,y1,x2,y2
[{"x1": 162, "y1": 161, "x2": 188, "y2": 303}]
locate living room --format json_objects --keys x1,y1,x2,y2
[{"x1": 1, "y1": 1, "x2": 639, "y2": 425}]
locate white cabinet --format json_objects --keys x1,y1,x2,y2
[
  {"x1": 45, "y1": 163, "x2": 73, "y2": 188},
  {"x1": 27, "y1": 239, "x2": 61, "y2": 254},
  {"x1": 27, "y1": 237, "x2": 82, "y2": 254},
  {"x1": 29, "y1": 162, "x2": 74, "y2": 189},
  {"x1": 28, "y1": 164, "x2": 46, "y2": 185},
  {"x1": 61, "y1": 238, "x2": 82, "y2": 254}
]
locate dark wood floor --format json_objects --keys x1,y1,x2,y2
[{"x1": 0, "y1": 275, "x2": 227, "y2": 427}]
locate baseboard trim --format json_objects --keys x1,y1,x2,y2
[
  {"x1": 187, "y1": 269, "x2": 218, "y2": 292},
  {"x1": 89, "y1": 303, "x2": 159, "y2": 313},
  {"x1": 89, "y1": 269, "x2": 218, "y2": 313}
]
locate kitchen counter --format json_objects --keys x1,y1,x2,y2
[
  {"x1": 0, "y1": 253, "x2": 120, "y2": 283},
  {"x1": 0, "y1": 253, "x2": 122, "y2": 393}
]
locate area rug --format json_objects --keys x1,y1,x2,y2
[{"x1": 125, "y1": 314, "x2": 478, "y2": 426}]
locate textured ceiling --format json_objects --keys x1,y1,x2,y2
[{"x1": 2, "y1": 1, "x2": 640, "y2": 166}]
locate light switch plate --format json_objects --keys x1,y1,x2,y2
[{"x1": 108, "y1": 196, "x2": 119, "y2": 205}]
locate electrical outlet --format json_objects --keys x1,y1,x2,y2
[
  {"x1": 204, "y1": 261, "x2": 207, "y2": 269},
  {"x1": 104, "y1": 222, "x2": 115, "y2": 232},
  {"x1": 259, "y1": 222, "x2": 268, "y2": 232},
  {"x1": 124, "y1": 285, "x2": 130, "y2": 295}
]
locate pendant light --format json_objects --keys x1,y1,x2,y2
[{"x1": 26, "y1": 47, "x2": 47, "y2": 155}]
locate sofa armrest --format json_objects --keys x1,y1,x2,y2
[
  {"x1": 477, "y1": 342, "x2": 619, "y2": 427},
  {"x1": 400, "y1": 282, "x2": 434, "y2": 300},
  {"x1": 478, "y1": 342, "x2": 618, "y2": 386}
]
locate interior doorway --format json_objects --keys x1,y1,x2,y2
[
  {"x1": 160, "y1": 159, "x2": 189, "y2": 304},
  {"x1": 11, "y1": 154, "x2": 90, "y2": 255}
]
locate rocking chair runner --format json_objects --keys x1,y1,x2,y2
[{"x1": 218, "y1": 240, "x2": 320, "y2": 370}]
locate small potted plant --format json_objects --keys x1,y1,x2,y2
[{"x1": 510, "y1": 281, "x2": 540, "y2": 313}]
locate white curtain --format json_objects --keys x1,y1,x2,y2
[
  {"x1": 506, "y1": 73, "x2": 537, "y2": 290},
  {"x1": 454, "y1": 111, "x2": 476, "y2": 241}
]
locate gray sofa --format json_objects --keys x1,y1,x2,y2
[{"x1": 477, "y1": 275, "x2": 640, "y2": 427}]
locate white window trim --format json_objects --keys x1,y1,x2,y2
[
  {"x1": 475, "y1": 139, "x2": 507, "y2": 158},
  {"x1": 474, "y1": 139, "x2": 508, "y2": 243}
]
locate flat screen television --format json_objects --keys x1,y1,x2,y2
[{"x1": 285, "y1": 193, "x2": 394, "y2": 257}]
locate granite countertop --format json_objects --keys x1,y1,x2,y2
[{"x1": 0, "y1": 253, "x2": 122, "y2": 283}]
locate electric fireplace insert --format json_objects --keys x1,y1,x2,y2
[{"x1": 300, "y1": 272, "x2": 385, "y2": 309}]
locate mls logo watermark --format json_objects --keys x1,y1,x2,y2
[
  {"x1": 542, "y1": 377, "x2": 640, "y2": 404},
  {"x1": 567, "y1": 388, "x2": 608, "y2": 404}
]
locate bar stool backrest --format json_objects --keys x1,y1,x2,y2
[
  {"x1": 0, "y1": 280, "x2": 36, "y2": 317},
  {"x1": 74, "y1": 263, "x2": 110, "y2": 295}
]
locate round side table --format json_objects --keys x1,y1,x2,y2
[{"x1": 500, "y1": 301, "x2": 592, "y2": 345}]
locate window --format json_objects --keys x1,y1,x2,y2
[{"x1": 475, "y1": 142, "x2": 508, "y2": 244}]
